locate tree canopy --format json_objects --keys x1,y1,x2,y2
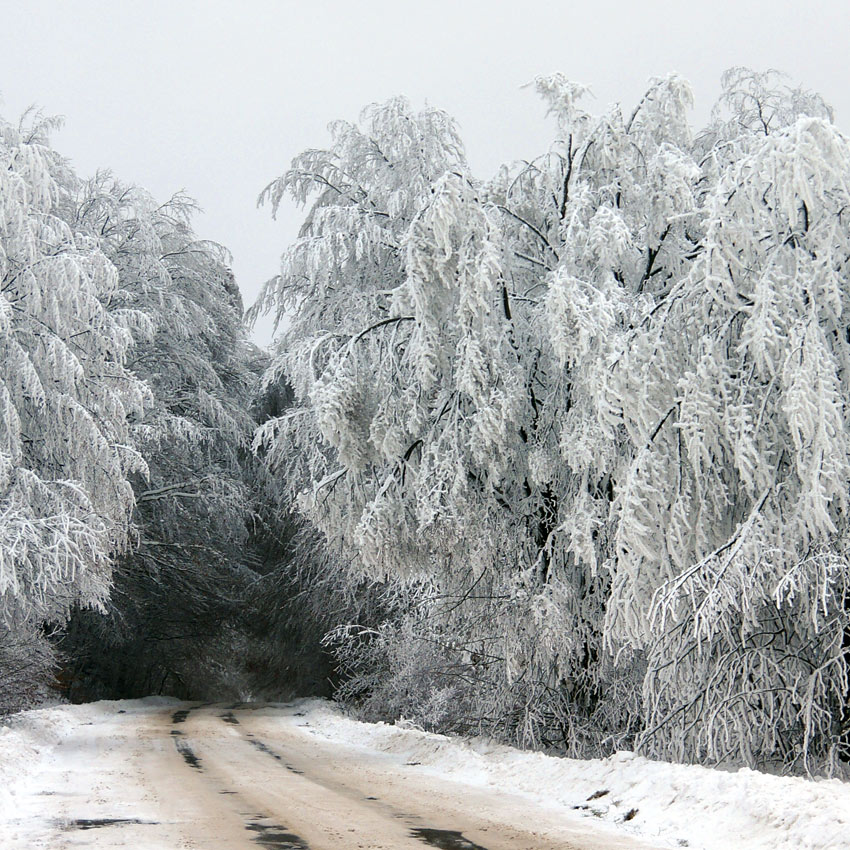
[
  {"x1": 0, "y1": 112, "x2": 149, "y2": 629},
  {"x1": 0, "y1": 105, "x2": 326, "y2": 710},
  {"x1": 255, "y1": 69, "x2": 850, "y2": 773}
]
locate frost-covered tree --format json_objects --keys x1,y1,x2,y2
[
  {"x1": 604, "y1": 71, "x2": 850, "y2": 770},
  {"x1": 253, "y1": 86, "x2": 698, "y2": 749},
  {"x1": 59, "y1": 176, "x2": 263, "y2": 699},
  {"x1": 0, "y1": 112, "x2": 148, "y2": 629},
  {"x1": 0, "y1": 110, "x2": 149, "y2": 709},
  {"x1": 252, "y1": 99, "x2": 553, "y2": 737},
  {"x1": 257, "y1": 71, "x2": 850, "y2": 773},
  {"x1": 488, "y1": 71, "x2": 702, "y2": 749}
]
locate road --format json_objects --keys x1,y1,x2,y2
[{"x1": 4, "y1": 701, "x2": 664, "y2": 849}]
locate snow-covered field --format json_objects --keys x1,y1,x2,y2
[{"x1": 1, "y1": 697, "x2": 848, "y2": 849}]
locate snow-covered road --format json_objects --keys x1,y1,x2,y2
[
  {"x1": 0, "y1": 700, "x2": 660, "y2": 850},
  {"x1": 3, "y1": 698, "x2": 850, "y2": 849}
]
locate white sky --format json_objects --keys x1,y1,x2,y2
[{"x1": 2, "y1": 0, "x2": 848, "y2": 347}]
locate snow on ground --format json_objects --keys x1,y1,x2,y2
[
  {"x1": 1, "y1": 696, "x2": 848, "y2": 849},
  {"x1": 269, "y1": 699, "x2": 850, "y2": 850},
  {"x1": 0, "y1": 696, "x2": 178, "y2": 824}
]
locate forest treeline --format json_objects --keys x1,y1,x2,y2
[
  {"x1": 0, "y1": 109, "x2": 333, "y2": 710},
  {"x1": 3, "y1": 69, "x2": 850, "y2": 777}
]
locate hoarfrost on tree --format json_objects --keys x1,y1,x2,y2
[
  {"x1": 255, "y1": 70, "x2": 850, "y2": 772},
  {"x1": 0, "y1": 112, "x2": 148, "y2": 629}
]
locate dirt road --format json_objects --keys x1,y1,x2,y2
[{"x1": 3, "y1": 702, "x2": 664, "y2": 849}]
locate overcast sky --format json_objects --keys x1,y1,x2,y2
[{"x1": 2, "y1": 0, "x2": 848, "y2": 346}]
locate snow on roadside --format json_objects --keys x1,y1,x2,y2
[
  {"x1": 0, "y1": 704, "x2": 78, "y2": 822},
  {"x1": 0, "y1": 696, "x2": 178, "y2": 823},
  {"x1": 282, "y1": 699, "x2": 850, "y2": 850}
]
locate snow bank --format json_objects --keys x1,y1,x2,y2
[
  {"x1": 287, "y1": 700, "x2": 850, "y2": 850},
  {"x1": 0, "y1": 696, "x2": 179, "y2": 821},
  {"x1": 0, "y1": 704, "x2": 78, "y2": 821}
]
